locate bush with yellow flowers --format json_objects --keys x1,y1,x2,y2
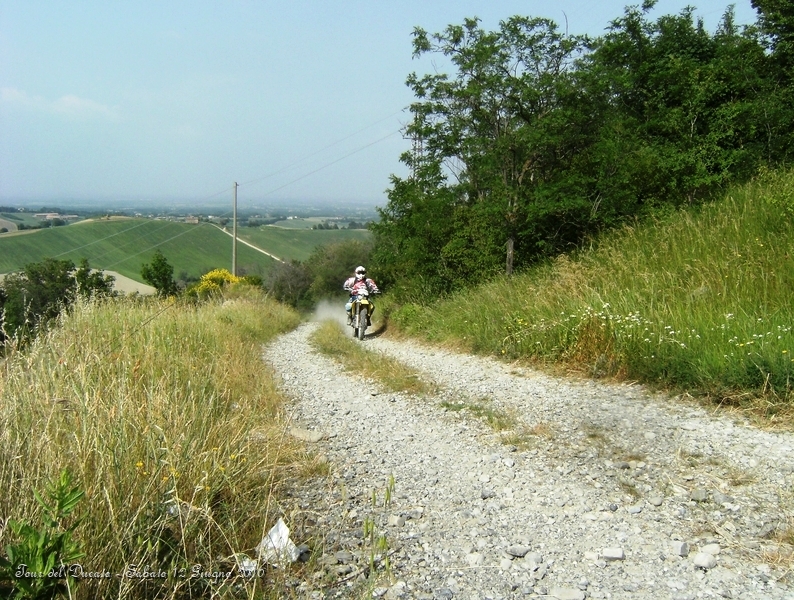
[{"x1": 190, "y1": 268, "x2": 241, "y2": 297}]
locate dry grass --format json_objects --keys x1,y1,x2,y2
[
  {"x1": 0, "y1": 292, "x2": 312, "y2": 599},
  {"x1": 310, "y1": 320, "x2": 436, "y2": 396}
]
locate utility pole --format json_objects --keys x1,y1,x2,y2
[{"x1": 232, "y1": 181, "x2": 238, "y2": 276}]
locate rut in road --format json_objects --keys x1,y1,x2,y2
[{"x1": 263, "y1": 322, "x2": 794, "y2": 600}]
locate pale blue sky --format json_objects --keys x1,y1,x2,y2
[{"x1": 0, "y1": 1, "x2": 759, "y2": 208}]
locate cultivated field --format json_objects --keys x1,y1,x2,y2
[
  {"x1": 0, "y1": 218, "x2": 372, "y2": 282},
  {"x1": 0, "y1": 211, "x2": 50, "y2": 228},
  {"x1": 238, "y1": 225, "x2": 370, "y2": 261},
  {"x1": 0, "y1": 218, "x2": 278, "y2": 282}
]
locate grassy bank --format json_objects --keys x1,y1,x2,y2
[
  {"x1": 388, "y1": 169, "x2": 794, "y2": 418},
  {"x1": 0, "y1": 289, "x2": 306, "y2": 598}
]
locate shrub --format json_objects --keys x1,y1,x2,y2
[
  {"x1": 1, "y1": 258, "x2": 115, "y2": 342},
  {"x1": 140, "y1": 250, "x2": 178, "y2": 297}
]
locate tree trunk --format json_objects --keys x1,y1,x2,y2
[{"x1": 506, "y1": 236, "x2": 514, "y2": 276}]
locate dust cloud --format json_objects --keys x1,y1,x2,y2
[{"x1": 312, "y1": 298, "x2": 348, "y2": 329}]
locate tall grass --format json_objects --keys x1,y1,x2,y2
[
  {"x1": 0, "y1": 288, "x2": 305, "y2": 598},
  {"x1": 389, "y1": 169, "x2": 794, "y2": 411}
]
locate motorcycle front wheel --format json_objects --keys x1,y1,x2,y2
[{"x1": 357, "y1": 315, "x2": 366, "y2": 340}]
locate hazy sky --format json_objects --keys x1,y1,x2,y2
[{"x1": 0, "y1": 1, "x2": 760, "y2": 208}]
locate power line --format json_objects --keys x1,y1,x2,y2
[
  {"x1": 240, "y1": 108, "x2": 406, "y2": 187},
  {"x1": 246, "y1": 129, "x2": 402, "y2": 198},
  {"x1": 3, "y1": 109, "x2": 405, "y2": 275}
]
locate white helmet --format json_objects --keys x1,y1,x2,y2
[{"x1": 355, "y1": 266, "x2": 366, "y2": 280}]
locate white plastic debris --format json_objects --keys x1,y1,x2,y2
[
  {"x1": 256, "y1": 517, "x2": 300, "y2": 565},
  {"x1": 234, "y1": 554, "x2": 257, "y2": 577}
]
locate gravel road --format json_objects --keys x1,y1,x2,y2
[{"x1": 263, "y1": 322, "x2": 794, "y2": 600}]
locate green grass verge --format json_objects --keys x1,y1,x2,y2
[
  {"x1": 0, "y1": 219, "x2": 278, "y2": 282},
  {"x1": 309, "y1": 320, "x2": 434, "y2": 396},
  {"x1": 388, "y1": 169, "x2": 794, "y2": 417},
  {"x1": 0, "y1": 290, "x2": 314, "y2": 598}
]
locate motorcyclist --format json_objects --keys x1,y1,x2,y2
[{"x1": 343, "y1": 265, "x2": 379, "y2": 326}]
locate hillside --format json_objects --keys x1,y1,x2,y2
[
  {"x1": 388, "y1": 170, "x2": 794, "y2": 412},
  {"x1": 237, "y1": 225, "x2": 371, "y2": 262},
  {"x1": 0, "y1": 218, "x2": 370, "y2": 282}
]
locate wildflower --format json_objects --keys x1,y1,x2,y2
[
  {"x1": 136, "y1": 461, "x2": 144, "y2": 469},
  {"x1": 783, "y1": 350, "x2": 789, "y2": 354}
]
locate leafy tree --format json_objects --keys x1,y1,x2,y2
[
  {"x1": 578, "y1": 3, "x2": 773, "y2": 201},
  {"x1": 405, "y1": 16, "x2": 586, "y2": 276},
  {"x1": 751, "y1": 0, "x2": 794, "y2": 163},
  {"x1": 752, "y1": 0, "x2": 794, "y2": 70},
  {"x1": 375, "y1": 4, "x2": 784, "y2": 299},
  {"x1": 1, "y1": 258, "x2": 115, "y2": 341},
  {"x1": 140, "y1": 250, "x2": 178, "y2": 297},
  {"x1": 264, "y1": 260, "x2": 312, "y2": 308},
  {"x1": 304, "y1": 239, "x2": 373, "y2": 300},
  {"x1": 375, "y1": 16, "x2": 588, "y2": 296},
  {"x1": 75, "y1": 258, "x2": 115, "y2": 297}
]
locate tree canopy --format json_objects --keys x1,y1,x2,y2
[
  {"x1": 372, "y1": 1, "x2": 794, "y2": 299},
  {"x1": 0, "y1": 258, "x2": 115, "y2": 342}
]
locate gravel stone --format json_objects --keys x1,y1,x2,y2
[
  {"x1": 506, "y1": 545, "x2": 531, "y2": 558},
  {"x1": 671, "y1": 541, "x2": 690, "y2": 557},
  {"x1": 693, "y1": 552, "x2": 718, "y2": 569},
  {"x1": 263, "y1": 323, "x2": 794, "y2": 599},
  {"x1": 549, "y1": 587, "x2": 585, "y2": 600},
  {"x1": 701, "y1": 543, "x2": 721, "y2": 555},
  {"x1": 602, "y1": 547, "x2": 625, "y2": 561}
]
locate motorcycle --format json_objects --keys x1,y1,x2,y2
[{"x1": 350, "y1": 288, "x2": 374, "y2": 340}]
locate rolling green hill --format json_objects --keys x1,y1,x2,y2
[
  {"x1": 0, "y1": 218, "x2": 373, "y2": 282},
  {"x1": 0, "y1": 212, "x2": 47, "y2": 227},
  {"x1": 237, "y1": 225, "x2": 371, "y2": 261},
  {"x1": 0, "y1": 218, "x2": 277, "y2": 281}
]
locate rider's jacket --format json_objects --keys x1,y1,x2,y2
[{"x1": 343, "y1": 277, "x2": 379, "y2": 295}]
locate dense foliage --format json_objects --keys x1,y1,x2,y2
[
  {"x1": 140, "y1": 249, "x2": 178, "y2": 297},
  {"x1": 387, "y1": 168, "x2": 794, "y2": 407},
  {"x1": 372, "y1": 1, "x2": 794, "y2": 298},
  {"x1": 264, "y1": 239, "x2": 373, "y2": 309},
  {"x1": 0, "y1": 258, "x2": 115, "y2": 342}
]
